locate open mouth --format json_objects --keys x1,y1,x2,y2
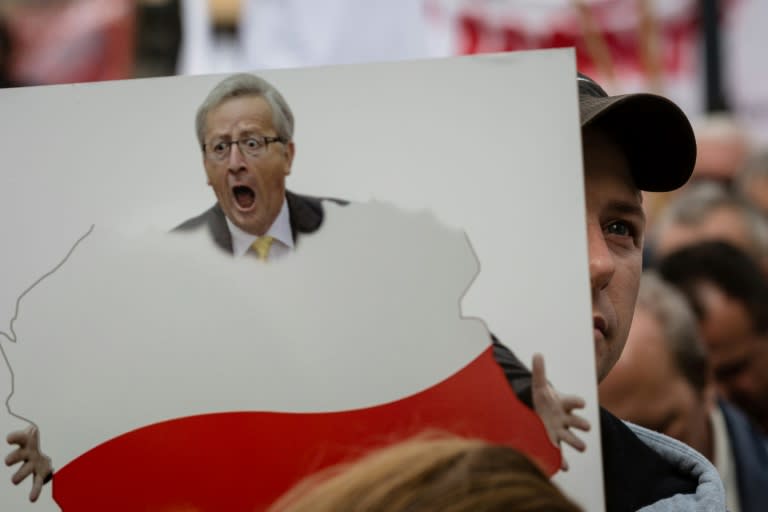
[{"x1": 232, "y1": 185, "x2": 256, "y2": 210}]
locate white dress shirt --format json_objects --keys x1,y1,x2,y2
[
  {"x1": 225, "y1": 197, "x2": 294, "y2": 261},
  {"x1": 712, "y1": 405, "x2": 742, "y2": 512}
]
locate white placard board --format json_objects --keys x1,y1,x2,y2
[{"x1": 0, "y1": 49, "x2": 600, "y2": 510}]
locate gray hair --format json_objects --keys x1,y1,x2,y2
[
  {"x1": 737, "y1": 147, "x2": 768, "y2": 187},
  {"x1": 635, "y1": 272, "x2": 709, "y2": 393},
  {"x1": 653, "y1": 180, "x2": 768, "y2": 257},
  {"x1": 195, "y1": 73, "x2": 295, "y2": 148}
]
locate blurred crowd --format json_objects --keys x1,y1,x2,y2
[
  {"x1": 599, "y1": 120, "x2": 768, "y2": 511},
  {"x1": 2, "y1": 0, "x2": 768, "y2": 510}
]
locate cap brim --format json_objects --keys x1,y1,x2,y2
[{"x1": 580, "y1": 93, "x2": 697, "y2": 192}]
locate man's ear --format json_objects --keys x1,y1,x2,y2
[
  {"x1": 204, "y1": 163, "x2": 212, "y2": 186},
  {"x1": 202, "y1": 150, "x2": 212, "y2": 185},
  {"x1": 284, "y1": 141, "x2": 296, "y2": 176}
]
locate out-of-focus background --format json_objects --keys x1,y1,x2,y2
[
  {"x1": 4, "y1": 3, "x2": 768, "y2": 509},
  {"x1": 0, "y1": 1, "x2": 764, "y2": 127},
  {"x1": 1, "y1": 0, "x2": 766, "y2": 153},
  {"x1": 1, "y1": 0, "x2": 766, "y2": 158}
]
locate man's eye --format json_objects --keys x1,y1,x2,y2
[
  {"x1": 244, "y1": 138, "x2": 261, "y2": 149},
  {"x1": 212, "y1": 141, "x2": 229, "y2": 153},
  {"x1": 605, "y1": 221, "x2": 633, "y2": 237},
  {"x1": 714, "y1": 359, "x2": 749, "y2": 381}
]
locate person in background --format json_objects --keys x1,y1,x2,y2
[
  {"x1": 736, "y1": 148, "x2": 768, "y2": 216},
  {"x1": 692, "y1": 113, "x2": 752, "y2": 185},
  {"x1": 600, "y1": 272, "x2": 768, "y2": 512},
  {"x1": 659, "y1": 240, "x2": 768, "y2": 436},
  {"x1": 649, "y1": 181, "x2": 768, "y2": 271}
]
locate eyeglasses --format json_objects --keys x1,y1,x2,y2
[{"x1": 203, "y1": 135, "x2": 285, "y2": 162}]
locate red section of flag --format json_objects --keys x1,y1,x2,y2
[{"x1": 52, "y1": 347, "x2": 558, "y2": 511}]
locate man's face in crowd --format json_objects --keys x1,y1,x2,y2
[
  {"x1": 203, "y1": 95, "x2": 295, "y2": 236},
  {"x1": 696, "y1": 281, "x2": 768, "y2": 423},
  {"x1": 583, "y1": 129, "x2": 645, "y2": 382},
  {"x1": 655, "y1": 206, "x2": 754, "y2": 260},
  {"x1": 599, "y1": 308, "x2": 714, "y2": 456},
  {"x1": 741, "y1": 174, "x2": 768, "y2": 216}
]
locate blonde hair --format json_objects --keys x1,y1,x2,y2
[{"x1": 268, "y1": 435, "x2": 582, "y2": 512}]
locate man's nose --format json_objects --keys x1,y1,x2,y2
[
  {"x1": 588, "y1": 223, "x2": 615, "y2": 293},
  {"x1": 227, "y1": 142, "x2": 247, "y2": 171}
]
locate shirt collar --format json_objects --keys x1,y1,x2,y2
[
  {"x1": 711, "y1": 405, "x2": 742, "y2": 512},
  {"x1": 225, "y1": 197, "x2": 294, "y2": 257}
]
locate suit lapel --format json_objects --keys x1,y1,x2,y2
[
  {"x1": 208, "y1": 204, "x2": 234, "y2": 253},
  {"x1": 286, "y1": 190, "x2": 324, "y2": 243}
]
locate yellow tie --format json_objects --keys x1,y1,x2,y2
[{"x1": 251, "y1": 236, "x2": 274, "y2": 262}]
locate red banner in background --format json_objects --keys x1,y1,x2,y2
[
  {"x1": 453, "y1": 0, "x2": 701, "y2": 83},
  {"x1": 429, "y1": 0, "x2": 740, "y2": 96},
  {"x1": 5, "y1": 0, "x2": 135, "y2": 85}
]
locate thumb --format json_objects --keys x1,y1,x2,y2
[{"x1": 532, "y1": 353, "x2": 547, "y2": 390}]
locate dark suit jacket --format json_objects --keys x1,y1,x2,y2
[
  {"x1": 492, "y1": 338, "x2": 698, "y2": 512},
  {"x1": 720, "y1": 399, "x2": 768, "y2": 512},
  {"x1": 172, "y1": 190, "x2": 344, "y2": 254}
]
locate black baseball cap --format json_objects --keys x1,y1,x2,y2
[{"x1": 578, "y1": 73, "x2": 697, "y2": 192}]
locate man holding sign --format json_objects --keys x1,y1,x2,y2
[
  {"x1": 493, "y1": 74, "x2": 724, "y2": 511},
  {"x1": 5, "y1": 71, "x2": 725, "y2": 511}
]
